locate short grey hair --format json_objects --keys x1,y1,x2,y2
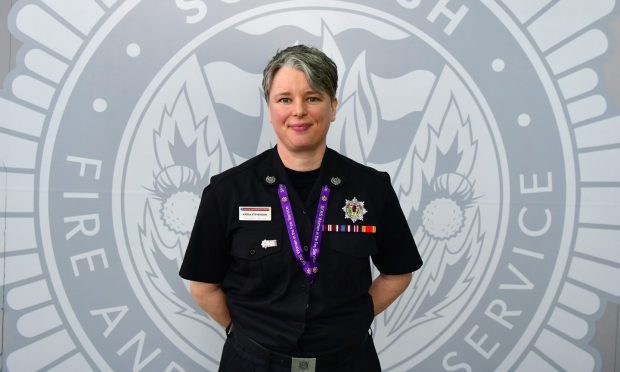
[{"x1": 262, "y1": 44, "x2": 338, "y2": 102}]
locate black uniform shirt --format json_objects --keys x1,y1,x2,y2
[{"x1": 179, "y1": 147, "x2": 422, "y2": 354}]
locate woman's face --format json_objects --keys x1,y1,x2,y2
[{"x1": 268, "y1": 66, "x2": 338, "y2": 157}]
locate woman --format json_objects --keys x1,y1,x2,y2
[{"x1": 180, "y1": 44, "x2": 422, "y2": 371}]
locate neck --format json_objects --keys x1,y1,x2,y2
[{"x1": 277, "y1": 145, "x2": 326, "y2": 171}]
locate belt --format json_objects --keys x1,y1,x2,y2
[{"x1": 230, "y1": 329, "x2": 368, "y2": 370}]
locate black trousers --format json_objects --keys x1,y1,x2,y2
[{"x1": 218, "y1": 333, "x2": 382, "y2": 372}]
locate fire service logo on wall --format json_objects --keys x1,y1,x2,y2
[{"x1": 1, "y1": 0, "x2": 619, "y2": 371}]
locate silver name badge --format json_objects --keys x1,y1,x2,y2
[
  {"x1": 261, "y1": 239, "x2": 277, "y2": 249},
  {"x1": 291, "y1": 357, "x2": 316, "y2": 372}
]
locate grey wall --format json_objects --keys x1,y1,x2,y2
[
  {"x1": 1, "y1": 1, "x2": 619, "y2": 371},
  {"x1": 1, "y1": 0, "x2": 18, "y2": 366},
  {"x1": 1, "y1": 0, "x2": 19, "y2": 83},
  {"x1": 585, "y1": 10, "x2": 620, "y2": 371}
]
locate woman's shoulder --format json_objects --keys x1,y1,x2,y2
[
  {"x1": 208, "y1": 148, "x2": 273, "y2": 188},
  {"x1": 327, "y1": 148, "x2": 390, "y2": 182}
]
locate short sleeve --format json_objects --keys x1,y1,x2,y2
[
  {"x1": 179, "y1": 183, "x2": 231, "y2": 283},
  {"x1": 371, "y1": 172, "x2": 423, "y2": 274}
]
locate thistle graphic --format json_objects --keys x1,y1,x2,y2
[{"x1": 375, "y1": 66, "x2": 489, "y2": 354}]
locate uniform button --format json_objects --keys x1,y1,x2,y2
[
  {"x1": 302, "y1": 209, "x2": 307, "y2": 215},
  {"x1": 303, "y1": 245, "x2": 309, "y2": 252},
  {"x1": 306, "y1": 304, "x2": 310, "y2": 310},
  {"x1": 249, "y1": 249, "x2": 256, "y2": 255}
]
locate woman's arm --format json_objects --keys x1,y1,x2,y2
[
  {"x1": 189, "y1": 281, "x2": 231, "y2": 328},
  {"x1": 368, "y1": 272, "x2": 412, "y2": 315}
]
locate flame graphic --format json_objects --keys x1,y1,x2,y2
[
  {"x1": 154, "y1": 81, "x2": 234, "y2": 183},
  {"x1": 324, "y1": 28, "x2": 379, "y2": 162}
]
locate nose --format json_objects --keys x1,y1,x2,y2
[{"x1": 293, "y1": 100, "x2": 306, "y2": 117}]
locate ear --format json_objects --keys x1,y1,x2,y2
[
  {"x1": 266, "y1": 98, "x2": 273, "y2": 123},
  {"x1": 330, "y1": 97, "x2": 338, "y2": 121}
]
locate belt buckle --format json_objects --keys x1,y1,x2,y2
[{"x1": 291, "y1": 357, "x2": 316, "y2": 372}]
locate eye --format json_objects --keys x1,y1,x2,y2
[
  {"x1": 307, "y1": 96, "x2": 322, "y2": 103},
  {"x1": 277, "y1": 97, "x2": 291, "y2": 104}
]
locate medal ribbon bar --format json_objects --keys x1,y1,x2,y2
[{"x1": 323, "y1": 224, "x2": 376, "y2": 233}]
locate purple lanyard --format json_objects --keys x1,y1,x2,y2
[{"x1": 278, "y1": 184, "x2": 330, "y2": 282}]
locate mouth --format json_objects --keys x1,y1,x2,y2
[{"x1": 288, "y1": 123, "x2": 312, "y2": 132}]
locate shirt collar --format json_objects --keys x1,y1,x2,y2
[
  {"x1": 317, "y1": 147, "x2": 346, "y2": 189},
  {"x1": 261, "y1": 146, "x2": 346, "y2": 190}
]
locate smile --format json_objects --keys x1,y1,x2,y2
[{"x1": 289, "y1": 123, "x2": 312, "y2": 132}]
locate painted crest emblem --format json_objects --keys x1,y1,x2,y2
[{"x1": 342, "y1": 197, "x2": 367, "y2": 223}]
